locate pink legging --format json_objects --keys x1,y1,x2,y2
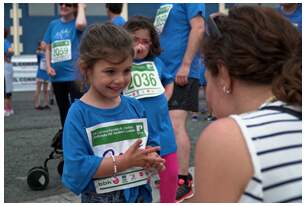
[{"x1": 159, "y1": 152, "x2": 179, "y2": 203}]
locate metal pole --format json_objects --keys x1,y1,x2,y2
[
  {"x1": 122, "y1": 3, "x2": 128, "y2": 20},
  {"x1": 12, "y1": 3, "x2": 21, "y2": 55}
]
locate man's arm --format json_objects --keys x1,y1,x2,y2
[{"x1": 176, "y1": 15, "x2": 205, "y2": 86}]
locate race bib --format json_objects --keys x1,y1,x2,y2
[
  {"x1": 39, "y1": 58, "x2": 47, "y2": 71},
  {"x1": 86, "y1": 118, "x2": 149, "y2": 194},
  {"x1": 51, "y1": 40, "x2": 72, "y2": 63},
  {"x1": 123, "y1": 61, "x2": 165, "y2": 99},
  {"x1": 154, "y1": 4, "x2": 173, "y2": 34}
]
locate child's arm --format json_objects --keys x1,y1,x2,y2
[
  {"x1": 164, "y1": 82, "x2": 174, "y2": 101},
  {"x1": 156, "y1": 57, "x2": 174, "y2": 101}
]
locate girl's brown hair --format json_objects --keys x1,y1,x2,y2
[
  {"x1": 202, "y1": 6, "x2": 301, "y2": 106},
  {"x1": 124, "y1": 15, "x2": 161, "y2": 59},
  {"x1": 78, "y1": 23, "x2": 134, "y2": 73}
]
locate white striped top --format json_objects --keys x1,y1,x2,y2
[{"x1": 230, "y1": 100, "x2": 302, "y2": 203}]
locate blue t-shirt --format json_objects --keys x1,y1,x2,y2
[
  {"x1": 277, "y1": 4, "x2": 302, "y2": 33},
  {"x1": 36, "y1": 52, "x2": 50, "y2": 81},
  {"x1": 4, "y1": 38, "x2": 11, "y2": 54},
  {"x1": 158, "y1": 3, "x2": 205, "y2": 79},
  {"x1": 133, "y1": 57, "x2": 176, "y2": 156},
  {"x1": 112, "y1": 15, "x2": 126, "y2": 26},
  {"x1": 62, "y1": 96, "x2": 158, "y2": 202},
  {"x1": 4, "y1": 38, "x2": 12, "y2": 61},
  {"x1": 43, "y1": 18, "x2": 82, "y2": 82}
]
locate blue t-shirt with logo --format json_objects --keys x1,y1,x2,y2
[
  {"x1": 62, "y1": 96, "x2": 159, "y2": 202},
  {"x1": 43, "y1": 18, "x2": 82, "y2": 82},
  {"x1": 277, "y1": 4, "x2": 302, "y2": 33},
  {"x1": 157, "y1": 3, "x2": 205, "y2": 79},
  {"x1": 112, "y1": 15, "x2": 126, "y2": 26},
  {"x1": 132, "y1": 57, "x2": 176, "y2": 156}
]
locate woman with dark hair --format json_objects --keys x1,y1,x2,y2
[
  {"x1": 189, "y1": 6, "x2": 301, "y2": 203},
  {"x1": 4, "y1": 27, "x2": 14, "y2": 117},
  {"x1": 43, "y1": 3, "x2": 87, "y2": 127}
]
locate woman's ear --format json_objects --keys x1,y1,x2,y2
[{"x1": 217, "y1": 62, "x2": 232, "y2": 94}]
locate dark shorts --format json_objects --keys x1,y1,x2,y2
[{"x1": 168, "y1": 78, "x2": 199, "y2": 112}]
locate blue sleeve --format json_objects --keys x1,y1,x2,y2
[
  {"x1": 185, "y1": 3, "x2": 205, "y2": 21},
  {"x1": 128, "y1": 97, "x2": 160, "y2": 148},
  {"x1": 62, "y1": 105, "x2": 102, "y2": 195},
  {"x1": 155, "y1": 57, "x2": 173, "y2": 86},
  {"x1": 4, "y1": 39, "x2": 11, "y2": 54}
]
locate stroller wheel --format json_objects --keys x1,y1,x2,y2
[
  {"x1": 27, "y1": 166, "x2": 49, "y2": 190},
  {"x1": 57, "y1": 160, "x2": 64, "y2": 176}
]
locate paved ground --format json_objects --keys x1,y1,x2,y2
[{"x1": 4, "y1": 90, "x2": 209, "y2": 203}]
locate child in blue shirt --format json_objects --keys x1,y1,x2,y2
[
  {"x1": 34, "y1": 41, "x2": 51, "y2": 110},
  {"x1": 124, "y1": 16, "x2": 178, "y2": 203},
  {"x1": 62, "y1": 23, "x2": 165, "y2": 203}
]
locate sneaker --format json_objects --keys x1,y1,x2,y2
[
  {"x1": 8, "y1": 109, "x2": 14, "y2": 115},
  {"x1": 176, "y1": 175, "x2": 194, "y2": 203},
  {"x1": 191, "y1": 115, "x2": 198, "y2": 122},
  {"x1": 206, "y1": 115, "x2": 217, "y2": 122},
  {"x1": 42, "y1": 105, "x2": 51, "y2": 110},
  {"x1": 35, "y1": 106, "x2": 44, "y2": 110},
  {"x1": 50, "y1": 98, "x2": 54, "y2": 105},
  {"x1": 4, "y1": 110, "x2": 10, "y2": 117}
]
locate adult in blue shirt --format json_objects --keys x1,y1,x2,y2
[
  {"x1": 43, "y1": 3, "x2": 87, "y2": 127},
  {"x1": 154, "y1": 3, "x2": 205, "y2": 202},
  {"x1": 277, "y1": 3, "x2": 302, "y2": 33},
  {"x1": 106, "y1": 3, "x2": 126, "y2": 26}
]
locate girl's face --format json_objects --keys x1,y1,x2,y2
[
  {"x1": 132, "y1": 29, "x2": 152, "y2": 60},
  {"x1": 88, "y1": 56, "x2": 133, "y2": 102}
]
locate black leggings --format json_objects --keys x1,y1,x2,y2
[{"x1": 52, "y1": 81, "x2": 83, "y2": 127}]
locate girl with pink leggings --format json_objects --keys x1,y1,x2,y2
[{"x1": 124, "y1": 16, "x2": 179, "y2": 202}]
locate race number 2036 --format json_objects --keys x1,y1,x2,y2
[{"x1": 124, "y1": 61, "x2": 165, "y2": 99}]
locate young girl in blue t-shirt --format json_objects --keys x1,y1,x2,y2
[
  {"x1": 124, "y1": 16, "x2": 178, "y2": 203},
  {"x1": 34, "y1": 41, "x2": 51, "y2": 110},
  {"x1": 62, "y1": 23, "x2": 165, "y2": 203}
]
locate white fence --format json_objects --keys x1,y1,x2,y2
[{"x1": 12, "y1": 55, "x2": 38, "y2": 92}]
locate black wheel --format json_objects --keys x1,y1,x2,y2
[
  {"x1": 27, "y1": 166, "x2": 49, "y2": 190},
  {"x1": 57, "y1": 160, "x2": 64, "y2": 176}
]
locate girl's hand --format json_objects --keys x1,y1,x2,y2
[
  {"x1": 121, "y1": 139, "x2": 164, "y2": 169},
  {"x1": 145, "y1": 147, "x2": 166, "y2": 172},
  {"x1": 134, "y1": 44, "x2": 146, "y2": 59},
  {"x1": 78, "y1": 3, "x2": 86, "y2": 9},
  {"x1": 47, "y1": 66, "x2": 56, "y2": 77}
]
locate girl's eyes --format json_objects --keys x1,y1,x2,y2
[
  {"x1": 104, "y1": 70, "x2": 114, "y2": 74},
  {"x1": 103, "y1": 68, "x2": 131, "y2": 75},
  {"x1": 124, "y1": 68, "x2": 131, "y2": 74}
]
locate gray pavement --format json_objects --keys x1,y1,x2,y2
[{"x1": 4, "y1": 90, "x2": 209, "y2": 203}]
